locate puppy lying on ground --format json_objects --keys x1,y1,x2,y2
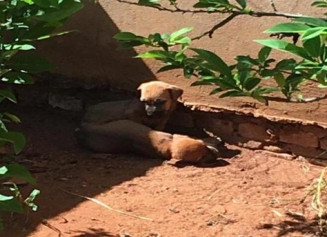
[
  {"x1": 78, "y1": 120, "x2": 218, "y2": 163},
  {"x1": 82, "y1": 81, "x2": 183, "y2": 130}
]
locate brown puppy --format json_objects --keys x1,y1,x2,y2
[
  {"x1": 78, "y1": 120, "x2": 217, "y2": 163},
  {"x1": 82, "y1": 81, "x2": 183, "y2": 130}
]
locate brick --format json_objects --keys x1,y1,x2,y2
[
  {"x1": 279, "y1": 130, "x2": 319, "y2": 148},
  {"x1": 283, "y1": 144, "x2": 327, "y2": 159},
  {"x1": 302, "y1": 125, "x2": 327, "y2": 138},
  {"x1": 320, "y1": 136, "x2": 327, "y2": 150},
  {"x1": 197, "y1": 117, "x2": 234, "y2": 140},
  {"x1": 238, "y1": 123, "x2": 270, "y2": 142}
]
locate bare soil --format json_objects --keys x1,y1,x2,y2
[{"x1": 2, "y1": 105, "x2": 326, "y2": 237}]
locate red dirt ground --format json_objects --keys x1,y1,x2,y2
[{"x1": 2, "y1": 105, "x2": 327, "y2": 237}]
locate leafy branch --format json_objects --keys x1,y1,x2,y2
[
  {"x1": 0, "y1": 0, "x2": 84, "y2": 232},
  {"x1": 114, "y1": 1, "x2": 327, "y2": 104}
]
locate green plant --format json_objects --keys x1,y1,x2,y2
[
  {"x1": 307, "y1": 167, "x2": 327, "y2": 232},
  {"x1": 115, "y1": 0, "x2": 327, "y2": 104},
  {"x1": 0, "y1": 0, "x2": 83, "y2": 232}
]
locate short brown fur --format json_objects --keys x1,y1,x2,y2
[{"x1": 82, "y1": 81, "x2": 183, "y2": 130}]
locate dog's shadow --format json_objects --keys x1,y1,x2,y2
[{"x1": 172, "y1": 144, "x2": 241, "y2": 168}]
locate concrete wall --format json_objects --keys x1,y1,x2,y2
[
  {"x1": 35, "y1": 0, "x2": 327, "y2": 126},
  {"x1": 37, "y1": 0, "x2": 322, "y2": 88}
]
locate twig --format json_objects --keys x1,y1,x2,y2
[
  {"x1": 269, "y1": 0, "x2": 278, "y2": 12},
  {"x1": 192, "y1": 12, "x2": 240, "y2": 40},
  {"x1": 61, "y1": 189, "x2": 153, "y2": 222},
  {"x1": 116, "y1": 0, "x2": 209, "y2": 13},
  {"x1": 116, "y1": 0, "x2": 320, "y2": 40},
  {"x1": 41, "y1": 220, "x2": 63, "y2": 237},
  {"x1": 207, "y1": 188, "x2": 221, "y2": 200},
  {"x1": 290, "y1": 94, "x2": 327, "y2": 103},
  {"x1": 116, "y1": 0, "x2": 313, "y2": 19}
]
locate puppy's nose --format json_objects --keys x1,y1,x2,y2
[{"x1": 145, "y1": 105, "x2": 156, "y2": 116}]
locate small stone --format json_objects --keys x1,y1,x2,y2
[
  {"x1": 263, "y1": 145, "x2": 284, "y2": 153},
  {"x1": 241, "y1": 140, "x2": 263, "y2": 149},
  {"x1": 48, "y1": 93, "x2": 83, "y2": 111}
]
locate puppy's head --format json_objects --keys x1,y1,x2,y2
[
  {"x1": 138, "y1": 81, "x2": 183, "y2": 117},
  {"x1": 170, "y1": 135, "x2": 218, "y2": 163}
]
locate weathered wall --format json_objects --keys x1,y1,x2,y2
[
  {"x1": 167, "y1": 105, "x2": 327, "y2": 165},
  {"x1": 36, "y1": 0, "x2": 327, "y2": 126},
  {"x1": 38, "y1": 0, "x2": 322, "y2": 87}
]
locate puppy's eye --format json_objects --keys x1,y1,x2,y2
[{"x1": 154, "y1": 99, "x2": 166, "y2": 105}]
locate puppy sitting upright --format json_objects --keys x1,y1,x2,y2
[{"x1": 82, "y1": 81, "x2": 183, "y2": 130}]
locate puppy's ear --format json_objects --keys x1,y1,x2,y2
[
  {"x1": 137, "y1": 84, "x2": 144, "y2": 99},
  {"x1": 168, "y1": 86, "x2": 183, "y2": 101},
  {"x1": 137, "y1": 84, "x2": 144, "y2": 91}
]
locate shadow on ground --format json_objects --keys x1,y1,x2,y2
[
  {"x1": 258, "y1": 212, "x2": 327, "y2": 237},
  {"x1": 2, "y1": 104, "x2": 238, "y2": 236}
]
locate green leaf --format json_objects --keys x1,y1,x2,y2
[
  {"x1": 275, "y1": 59, "x2": 297, "y2": 70},
  {"x1": 251, "y1": 94, "x2": 267, "y2": 104},
  {"x1": 301, "y1": 27, "x2": 326, "y2": 41},
  {"x1": 0, "y1": 166, "x2": 8, "y2": 175},
  {"x1": 258, "y1": 46, "x2": 272, "y2": 63},
  {"x1": 0, "y1": 164, "x2": 35, "y2": 184},
  {"x1": 264, "y1": 23, "x2": 310, "y2": 33},
  {"x1": 169, "y1": 27, "x2": 193, "y2": 42},
  {"x1": 2, "y1": 72, "x2": 34, "y2": 84},
  {"x1": 209, "y1": 88, "x2": 223, "y2": 95},
  {"x1": 220, "y1": 90, "x2": 248, "y2": 98},
  {"x1": 0, "y1": 195, "x2": 24, "y2": 213},
  {"x1": 0, "y1": 90, "x2": 16, "y2": 103},
  {"x1": 274, "y1": 72, "x2": 285, "y2": 87},
  {"x1": 22, "y1": 0, "x2": 34, "y2": 4},
  {"x1": 293, "y1": 17, "x2": 327, "y2": 27},
  {"x1": 192, "y1": 79, "x2": 217, "y2": 86},
  {"x1": 33, "y1": 0, "x2": 52, "y2": 8},
  {"x1": 36, "y1": 0, "x2": 84, "y2": 22},
  {"x1": 21, "y1": 22, "x2": 70, "y2": 41},
  {"x1": 3, "y1": 113, "x2": 21, "y2": 123},
  {"x1": 0, "y1": 120, "x2": 8, "y2": 132},
  {"x1": 138, "y1": 0, "x2": 160, "y2": 6},
  {"x1": 157, "y1": 65, "x2": 182, "y2": 73},
  {"x1": 0, "y1": 131, "x2": 26, "y2": 154},
  {"x1": 244, "y1": 77, "x2": 261, "y2": 91},
  {"x1": 183, "y1": 66, "x2": 194, "y2": 78},
  {"x1": 137, "y1": 50, "x2": 173, "y2": 60},
  {"x1": 236, "y1": 55, "x2": 259, "y2": 66},
  {"x1": 172, "y1": 37, "x2": 191, "y2": 45},
  {"x1": 25, "y1": 189, "x2": 40, "y2": 211},
  {"x1": 3, "y1": 44, "x2": 35, "y2": 51},
  {"x1": 191, "y1": 48, "x2": 232, "y2": 78},
  {"x1": 236, "y1": 0, "x2": 246, "y2": 8},
  {"x1": 255, "y1": 39, "x2": 313, "y2": 61},
  {"x1": 303, "y1": 35, "x2": 321, "y2": 58},
  {"x1": 7, "y1": 54, "x2": 54, "y2": 73},
  {"x1": 312, "y1": 1, "x2": 327, "y2": 8},
  {"x1": 114, "y1": 32, "x2": 141, "y2": 41}
]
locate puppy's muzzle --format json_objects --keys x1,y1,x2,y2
[{"x1": 145, "y1": 104, "x2": 165, "y2": 117}]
